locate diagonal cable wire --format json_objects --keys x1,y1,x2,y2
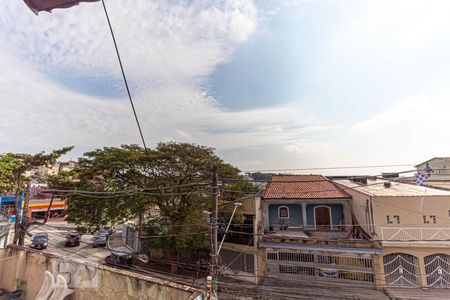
[{"x1": 101, "y1": 0, "x2": 149, "y2": 155}]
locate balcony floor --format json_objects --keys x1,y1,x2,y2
[{"x1": 266, "y1": 229, "x2": 350, "y2": 240}]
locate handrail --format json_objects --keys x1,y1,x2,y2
[{"x1": 379, "y1": 227, "x2": 450, "y2": 241}]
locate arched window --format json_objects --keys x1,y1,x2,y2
[{"x1": 278, "y1": 206, "x2": 289, "y2": 219}]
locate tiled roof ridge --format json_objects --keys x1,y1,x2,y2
[{"x1": 263, "y1": 174, "x2": 351, "y2": 199}]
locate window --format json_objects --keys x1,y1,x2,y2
[
  {"x1": 278, "y1": 206, "x2": 289, "y2": 219},
  {"x1": 423, "y1": 215, "x2": 436, "y2": 224},
  {"x1": 386, "y1": 215, "x2": 400, "y2": 224}
]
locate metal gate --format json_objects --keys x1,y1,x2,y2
[
  {"x1": 266, "y1": 251, "x2": 374, "y2": 284},
  {"x1": 221, "y1": 249, "x2": 255, "y2": 273},
  {"x1": 383, "y1": 253, "x2": 419, "y2": 287},
  {"x1": 424, "y1": 254, "x2": 450, "y2": 288}
]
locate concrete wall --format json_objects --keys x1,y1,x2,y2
[
  {"x1": 375, "y1": 244, "x2": 450, "y2": 288},
  {"x1": 268, "y1": 203, "x2": 346, "y2": 229},
  {"x1": 334, "y1": 183, "x2": 373, "y2": 236},
  {"x1": 372, "y1": 195, "x2": 450, "y2": 237},
  {"x1": 268, "y1": 204, "x2": 302, "y2": 228},
  {"x1": 306, "y1": 203, "x2": 344, "y2": 228},
  {"x1": 264, "y1": 200, "x2": 350, "y2": 231},
  {"x1": 0, "y1": 246, "x2": 201, "y2": 300}
]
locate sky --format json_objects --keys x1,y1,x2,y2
[{"x1": 1, "y1": 0, "x2": 450, "y2": 175}]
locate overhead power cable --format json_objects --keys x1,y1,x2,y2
[
  {"x1": 101, "y1": 0, "x2": 149, "y2": 154},
  {"x1": 45, "y1": 181, "x2": 209, "y2": 195},
  {"x1": 241, "y1": 163, "x2": 414, "y2": 173}
]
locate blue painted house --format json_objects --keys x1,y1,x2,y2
[
  {"x1": 258, "y1": 175, "x2": 381, "y2": 285},
  {"x1": 262, "y1": 175, "x2": 352, "y2": 233},
  {"x1": 0, "y1": 193, "x2": 24, "y2": 223}
]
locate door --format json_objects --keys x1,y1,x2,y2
[
  {"x1": 383, "y1": 253, "x2": 420, "y2": 287},
  {"x1": 424, "y1": 254, "x2": 450, "y2": 288},
  {"x1": 314, "y1": 206, "x2": 331, "y2": 230}
]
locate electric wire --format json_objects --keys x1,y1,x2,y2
[
  {"x1": 241, "y1": 163, "x2": 415, "y2": 173},
  {"x1": 101, "y1": 0, "x2": 149, "y2": 154}
]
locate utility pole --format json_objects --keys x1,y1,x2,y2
[
  {"x1": 209, "y1": 166, "x2": 219, "y2": 300},
  {"x1": 18, "y1": 181, "x2": 31, "y2": 246},
  {"x1": 12, "y1": 173, "x2": 22, "y2": 245}
]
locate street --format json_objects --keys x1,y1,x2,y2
[
  {"x1": 23, "y1": 222, "x2": 114, "y2": 266},
  {"x1": 21, "y1": 222, "x2": 200, "y2": 286}
]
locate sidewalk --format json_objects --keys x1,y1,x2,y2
[{"x1": 385, "y1": 287, "x2": 450, "y2": 300}]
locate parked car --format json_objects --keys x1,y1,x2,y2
[
  {"x1": 96, "y1": 227, "x2": 114, "y2": 237},
  {"x1": 65, "y1": 232, "x2": 81, "y2": 247},
  {"x1": 30, "y1": 233, "x2": 48, "y2": 250},
  {"x1": 92, "y1": 234, "x2": 107, "y2": 248},
  {"x1": 105, "y1": 252, "x2": 133, "y2": 268}
]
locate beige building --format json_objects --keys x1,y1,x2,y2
[
  {"x1": 25, "y1": 161, "x2": 78, "y2": 182},
  {"x1": 335, "y1": 178, "x2": 450, "y2": 288},
  {"x1": 415, "y1": 157, "x2": 450, "y2": 189},
  {"x1": 416, "y1": 157, "x2": 450, "y2": 178},
  {"x1": 218, "y1": 194, "x2": 261, "y2": 283}
]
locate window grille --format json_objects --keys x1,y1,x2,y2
[
  {"x1": 279, "y1": 252, "x2": 314, "y2": 262},
  {"x1": 267, "y1": 252, "x2": 278, "y2": 260}
]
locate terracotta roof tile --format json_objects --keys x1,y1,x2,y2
[{"x1": 262, "y1": 175, "x2": 351, "y2": 199}]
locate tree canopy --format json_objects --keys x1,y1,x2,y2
[
  {"x1": 50, "y1": 142, "x2": 258, "y2": 259},
  {"x1": 0, "y1": 147, "x2": 74, "y2": 244}
]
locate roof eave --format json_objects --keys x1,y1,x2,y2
[{"x1": 261, "y1": 197, "x2": 352, "y2": 201}]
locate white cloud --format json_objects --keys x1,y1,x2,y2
[
  {"x1": 350, "y1": 92, "x2": 450, "y2": 161},
  {"x1": 0, "y1": 0, "x2": 257, "y2": 93},
  {"x1": 0, "y1": 0, "x2": 332, "y2": 170},
  {"x1": 7, "y1": 0, "x2": 444, "y2": 175}
]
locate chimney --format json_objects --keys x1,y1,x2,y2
[{"x1": 384, "y1": 182, "x2": 391, "y2": 188}]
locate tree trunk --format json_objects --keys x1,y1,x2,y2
[
  {"x1": 12, "y1": 175, "x2": 21, "y2": 244},
  {"x1": 18, "y1": 182, "x2": 31, "y2": 246},
  {"x1": 171, "y1": 253, "x2": 179, "y2": 274}
]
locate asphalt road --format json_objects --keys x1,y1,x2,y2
[{"x1": 23, "y1": 222, "x2": 114, "y2": 266}]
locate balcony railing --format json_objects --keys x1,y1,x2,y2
[
  {"x1": 269, "y1": 224, "x2": 344, "y2": 232},
  {"x1": 380, "y1": 227, "x2": 450, "y2": 241}
]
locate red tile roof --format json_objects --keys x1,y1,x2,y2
[{"x1": 262, "y1": 175, "x2": 351, "y2": 199}]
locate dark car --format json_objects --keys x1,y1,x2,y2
[
  {"x1": 105, "y1": 252, "x2": 133, "y2": 268},
  {"x1": 65, "y1": 232, "x2": 81, "y2": 247},
  {"x1": 92, "y1": 234, "x2": 107, "y2": 248},
  {"x1": 30, "y1": 233, "x2": 48, "y2": 250}
]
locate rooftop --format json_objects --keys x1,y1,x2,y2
[
  {"x1": 334, "y1": 178, "x2": 450, "y2": 197},
  {"x1": 262, "y1": 175, "x2": 351, "y2": 199},
  {"x1": 415, "y1": 157, "x2": 450, "y2": 167}
]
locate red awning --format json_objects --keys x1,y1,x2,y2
[{"x1": 24, "y1": 0, "x2": 100, "y2": 14}]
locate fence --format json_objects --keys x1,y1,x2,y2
[
  {"x1": 267, "y1": 251, "x2": 374, "y2": 284},
  {"x1": 220, "y1": 248, "x2": 255, "y2": 274},
  {"x1": 380, "y1": 227, "x2": 450, "y2": 241}
]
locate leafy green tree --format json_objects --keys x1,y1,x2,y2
[
  {"x1": 0, "y1": 147, "x2": 73, "y2": 244},
  {"x1": 0, "y1": 156, "x2": 22, "y2": 193},
  {"x1": 57, "y1": 142, "x2": 250, "y2": 267}
]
